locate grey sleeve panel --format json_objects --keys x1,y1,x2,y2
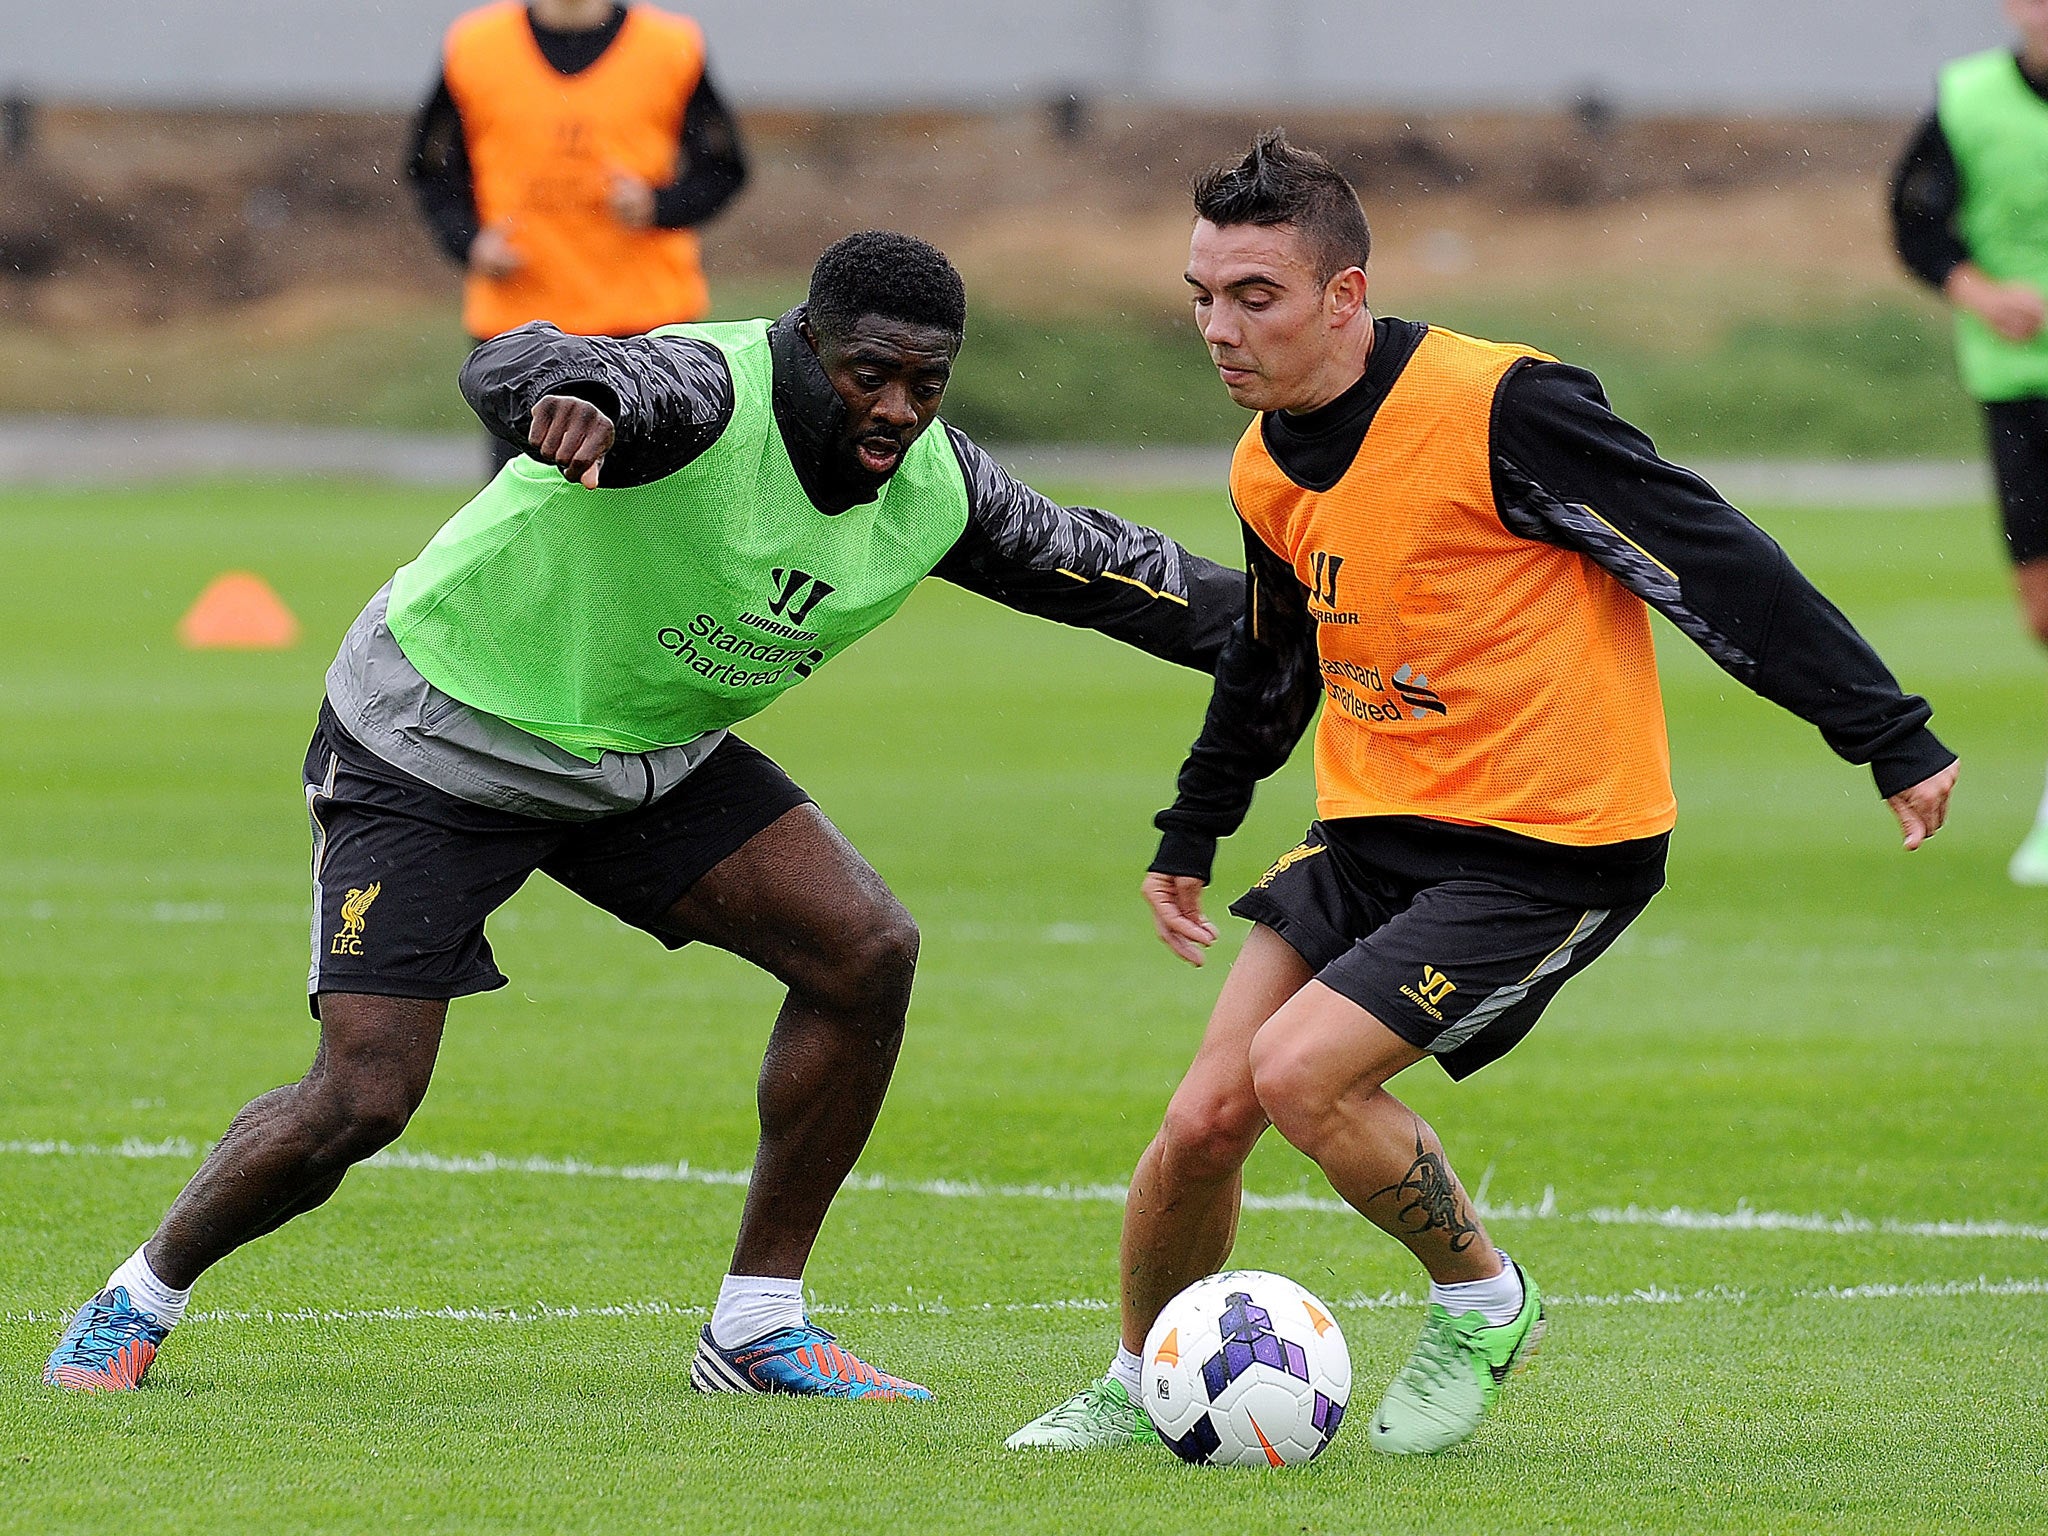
[
  {"x1": 928, "y1": 424, "x2": 1242, "y2": 671},
  {"x1": 1493, "y1": 458, "x2": 1756, "y2": 672},
  {"x1": 457, "y1": 323, "x2": 736, "y2": 487},
  {"x1": 940, "y1": 426, "x2": 1191, "y2": 589},
  {"x1": 326, "y1": 585, "x2": 726, "y2": 821}
]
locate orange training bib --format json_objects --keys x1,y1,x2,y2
[
  {"x1": 445, "y1": 2, "x2": 711, "y2": 338},
  {"x1": 1231, "y1": 326, "x2": 1675, "y2": 846}
]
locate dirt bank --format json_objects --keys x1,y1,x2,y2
[{"x1": 0, "y1": 102, "x2": 1919, "y2": 329}]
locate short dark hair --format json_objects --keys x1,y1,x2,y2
[
  {"x1": 1192, "y1": 129, "x2": 1372, "y2": 283},
  {"x1": 806, "y1": 230, "x2": 968, "y2": 343}
]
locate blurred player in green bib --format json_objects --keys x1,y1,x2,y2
[
  {"x1": 42, "y1": 232, "x2": 1242, "y2": 1400},
  {"x1": 1892, "y1": 0, "x2": 2048, "y2": 883}
]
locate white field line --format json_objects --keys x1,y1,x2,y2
[
  {"x1": 7, "y1": 1135, "x2": 2047, "y2": 1246},
  {"x1": 9, "y1": 1278, "x2": 2048, "y2": 1330}
]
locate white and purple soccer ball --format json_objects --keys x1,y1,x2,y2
[{"x1": 1141, "y1": 1270, "x2": 1351, "y2": 1467}]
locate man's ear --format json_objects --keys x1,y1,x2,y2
[
  {"x1": 1326, "y1": 267, "x2": 1369, "y2": 324},
  {"x1": 798, "y1": 317, "x2": 820, "y2": 355}
]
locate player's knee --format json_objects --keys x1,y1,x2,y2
[
  {"x1": 298, "y1": 1070, "x2": 419, "y2": 1165},
  {"x1": 1247, "y1": 1036, "x2": 1338, "y2": 1154},
  {"x1": 1159, "y1": 1092, "x2": 1263, "y2": 1181},
  {"x1": 341, "y1": 1101, "x2": 412, "y2": 1159},
  {"x1": 808, "y1": 901, "x2": 919, "y2": 1017},
  {"x1": 331, "y1": 1093, "x2": 415, "y2": 1161}
]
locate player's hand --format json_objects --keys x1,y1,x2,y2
[
  {"x1": 1947, "y1": 266, "x2": 2047, "y2": 342},
  {"x1": 1977, "y1": 284, "x2": 2047, "y2": 342},
  {"x1": 1143, "y1": 871, "x2": 1218, "y2": 967},
  {"x1": 1886, "y1": 759, "x2": 1957, "y2": 851},
  {"x1": 469, "y1": 221, "x2": 523, "y2": 279},
  {"x1": 527, "y1": 394, "x2": 614, "y2": 489},
  {"x1": 607, "y1": 173, "x2": 657, "y2": 229}
]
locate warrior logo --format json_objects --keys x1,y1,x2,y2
[
  {"x1": 767, "y1": 568, "x2": 835, "y2": 627},
  {"x1": 1308, "y1": 550, "x2": 1345, "y2": 608},
  {"x1": 1400, "y1": 963, "x2": 1459, "y2": 1019},
  {"x1": 1416, "y1": 964, "x2": 1457, "y2": 1006}
]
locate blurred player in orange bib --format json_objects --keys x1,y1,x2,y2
[
  {"x1": 408, "y1": 0, "x2": 747, "y2": 471},
  {"x1": 1009, "y1": 131, "x2": 1958, "y2": 1458}
]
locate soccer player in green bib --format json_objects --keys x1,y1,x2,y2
[
  {"x1": 1892, "y1": 0, "x2": 2048, "y2": 882},
  {"x1": 42, "y1": 232, "x2": 1242, "y2": 1399}
]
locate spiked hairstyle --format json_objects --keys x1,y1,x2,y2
[{"x1": 1192, "y1": 130, "x2": 1372, "y2": 283}]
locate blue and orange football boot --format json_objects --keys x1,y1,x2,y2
[
  {"x1": 690, "y1": 1322, "x2": 931, "y2": 1400},
  {"x1": 43, "y1": 1287, "x2": 171, "y2": 1392}
]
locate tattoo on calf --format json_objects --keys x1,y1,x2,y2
[{"x1": 1369, "y1": 1125, "x2": 1480, "y2": 1253}]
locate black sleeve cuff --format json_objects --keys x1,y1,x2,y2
[
  {"x1": 509, "y1": 365, "x2": 606, "y2": 440},
  {"x1": 1150, "y1": 828, "x2": 1219, "y2": 883},
  {"x1": 1871, "y1": 728, "x2": 1958, "y2": 799},
  {"x1": 543, "y1": 378, "x2": 622, "y2": 421}
]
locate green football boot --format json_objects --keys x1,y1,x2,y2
[
  {"x1": 1004, "y1": 1376, "x2": 1160, "y2": 1451},
  {"x1": 2010, "y1": 820, "x2": 2048, "y2": 887},
  {"x1": 1368, "y1": 1261, "x2": 1545, "y2": 1455}
]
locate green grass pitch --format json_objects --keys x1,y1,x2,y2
[{"x1": 0, "y1": 476, "x2": 2044, "y2": 1534}]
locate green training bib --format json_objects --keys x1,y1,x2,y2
[
  {"x1": 387, "y1": 319, "x2": 971, "y2": 760},
  {"x1": 1938, "y1": 50, "x2": 2048, "y2": 401}
]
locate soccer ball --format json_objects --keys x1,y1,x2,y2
[{"x1": 1141, "y1": 1270, "x2": 1351, "y2": 1467}]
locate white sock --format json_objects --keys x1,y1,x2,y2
[
  {"x1": 1428, "y1": 1253, "x2": 1525, "y2": 1326},
  {"x1": 106, "y1": 1246, "x2": 190, "y2": 1328},
  {"x1": 1107, "y1": 1344, "x2": 1144, "y2": 1397},
  {"x1": 709, "y1": 1274, "x2": 805, "y2": 1349}
]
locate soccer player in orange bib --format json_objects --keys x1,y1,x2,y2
[
  {"x1": 408, "y1": 0, "x2": 746, "y2": 472},
  {"x1": 1009, "y1": 132, "x2": 1958, "y2": 1457}
]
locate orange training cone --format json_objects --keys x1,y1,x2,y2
[{"x1": 177, "y1": 572, "x2": 301, "y2": 650}]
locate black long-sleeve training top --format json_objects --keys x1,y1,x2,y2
[
  {"x1": 460, "y1": 312, "x2": 1245, "y2": 672},
  {"x1": 406, "y1": 3, "x2": 747, "y2": 264},
  {"x1": 1890, "y1": 51, "x2": 2048, "y2": 289},
  {"x1": 1151, "y1": 317, "x2": 1957, "y2": 906}
]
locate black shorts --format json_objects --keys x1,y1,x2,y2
[
  {"x1": 1985, "y1": 398, "x2": 2048, "y2": 565},
  {"x1": 303, "y1": 703, "x2": 812, "y2": 1014},
  {"x1": 1229, "y1": 823, "x2": 1651, "y2": 1080}
]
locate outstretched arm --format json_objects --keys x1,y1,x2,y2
[
  {"x1": 459, "y1": 322, "x2": 737, "y2": 487},
  {"x1": 1491, "y1": 360, "x2": 1958, "y2": 846},
  {"x1": 928, "y1": 427, "x2": 1243, "y2": 671}
]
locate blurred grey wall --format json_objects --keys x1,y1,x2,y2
[{"x1": 1, "y1": 0, "x2": 2015, "y2": 112}]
